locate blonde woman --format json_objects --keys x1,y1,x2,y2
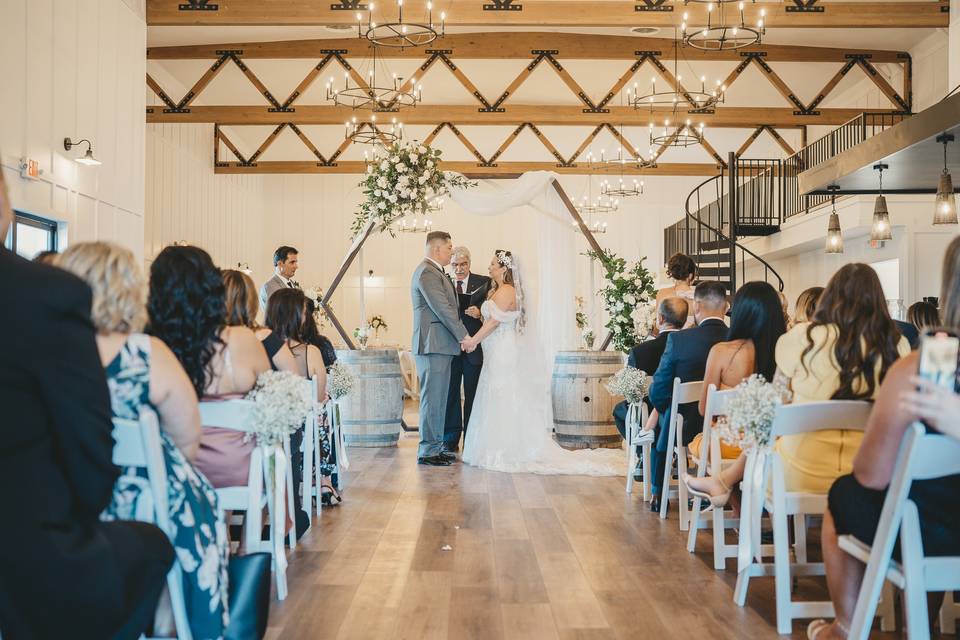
[
  {"x1": 57, "y1": 242, "x2": 229, "y2": 639},
  {"x1": 793, "y1": 286, "x2": 824, "y2": 326}
]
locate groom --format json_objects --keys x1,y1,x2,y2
[{"x1": 411, "y1": 231, "x2": 471, "y2": 466}]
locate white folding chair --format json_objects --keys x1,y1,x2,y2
[
  {"x1": 686, "y1": 385, "x2": 741, "y2": 570},
  {"x1": 624, "y1": 401, "x2": 652, "y2": 501},
  {"x1": 302, "y1": 377, "x2": 325, "y2": 520},
  {"x1": 733, "y1": 400, "x2": 894, "y2": 634},
  {"x1": 199, "y1": 399, "x2": 289, "y2": 601},
  {"x1": 660, "y1": 378, "x2": 704, "y2": 529},
  {"x1": 112, "y1": 411, "x2": 193, "y2": 640},
  {"x1": 841, "y1": 422, "x2": 960, "y2": 640}
]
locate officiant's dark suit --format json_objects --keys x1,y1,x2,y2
[
  {"x1": 443, "y1": 266, "x2": 491, "y2": 452},
  {"x1": 648, "y1": 282, "x2": 729, "y2": 510}
]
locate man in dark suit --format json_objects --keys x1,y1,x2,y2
[
  {"x1": 612, "y1": 297, "x2": 688, "y2": 467},
  {"x1": 444, "y1": 246, "x2": 492, "y2": 453},
  {"x1": 0, "y1": 171, "x2": 173, "y2": 639},
  {"x1": 647, "y1": 281, "x2": 730, "y2": 512}
]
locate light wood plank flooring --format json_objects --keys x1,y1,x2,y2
[{"x1": 266, "y1": 430, "x2": 919, "y2": 639}]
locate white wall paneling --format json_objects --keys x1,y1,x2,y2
[{"x1": 0, "y1": 0, "x2": 146, "y2": 259}]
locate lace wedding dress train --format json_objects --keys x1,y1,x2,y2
[{"x1": 461, "y1": 300, "x2": 625, "y2": 476}]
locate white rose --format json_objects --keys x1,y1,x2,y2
[
  {"x1": 391, "y1": 156, "x2": 399, "y2": 163},
  {"x1": 388, "y1": 194, "x2": 397, "y2": 203},
  {"x1": 377, "y1": 176, "x2": 387, "y2": 188},
  {"x1": 379, "y1": 160, "x2": 389, "y2": 170},
  {"x1": 418, "y1": 175, "x2": 427, "y2": 185},
  {"x1": 426, "y1": 160, "x2": 434, "y2": 168},
  {"x1": 396, "y1": 164, "x2": 407, "y2": 173},
  {"x1": 410, "y1": 153, "x2": 419, "y2": 162},
  {"x1": 623, "y1": 293, "x2": 636, "y2": 305}
]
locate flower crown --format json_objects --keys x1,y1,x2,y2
[{"x1": 496, "y1": 250, "x2": 514, "y2": 270}]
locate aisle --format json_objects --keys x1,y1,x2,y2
[{"x1": 264, "y1": 429, "x2": 902, "y2": 640}]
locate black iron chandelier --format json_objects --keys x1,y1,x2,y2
[
  {"x1": 681, "y1": 2, "x2": 766, "y2": 51},
  {"x1": 631, "y1": 35, "x2": 727, "y2": 112},
  {"x1": 345, "y1": 114, "x2": 404, "y2": 145},
  {"x1": 649, "y1": 118, "x2": 705, "y2": 148},
  {"x1": 326, "y1": 46, "x2": 422, "y2": 111},
  {"x1": 356, "y1": 0, "x2": 445, "y2": 48}
]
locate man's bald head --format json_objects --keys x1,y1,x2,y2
[{"x1": 658, "y1": 297, "x2": 688, "y2": 329}]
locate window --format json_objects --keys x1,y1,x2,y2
[{"x1": 4, "y1": 211, "x2": 58, "y2": 260}]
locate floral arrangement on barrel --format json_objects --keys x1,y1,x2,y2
[
  {"x1": 586, "y1": 249, "x2": 657, "y2": 353},
  {"x1": 575, "y1": 296, "x2": 595, "y2": 349},
  {"x1": 352, "y1": 140, "x2": 476, "y2": 237},
  {"x1": 245, "y1": 370, "x2": 313, "y2": 447},
  {"x1": 715, "y1": 374, "x2": 792, "y2": 451},
  {"x1": 605, "y1": 366, "x2": 650, "y2": 405},
  {"x1": 368, "y1": 315, "x2": 388, "y2": 342}
]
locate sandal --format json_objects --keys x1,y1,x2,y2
[{"x1": 807, "y1": 619, "x2": 847, "y2": 640}]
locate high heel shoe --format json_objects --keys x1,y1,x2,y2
[
  {"x1": 682, "y1": 474, "x2": 731, "y2": 510},
  {"x1": 320, "y1": 486, "x2": 342, "y2": 506}
]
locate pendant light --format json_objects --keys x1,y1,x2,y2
[
  {"x1": 934, "y1": 133, "x2": 957, "y2": 225},
  {"x1": 870, "y1": 163, "x2": 893, "y2": 244},
  {"x1": 825, "y1": 185, "x2": 843, "y2": 254}
]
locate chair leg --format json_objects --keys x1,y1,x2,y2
[
  {"x1": 793, "y1": 513, "x2": 807, "y2": 564},
  {"x1": 712, "y1": 507, "x2": 727, "y2": 571},
  {"x1": 686, "y1": 494, "x2": 702, "y2": 553},
  {"x1": 626, "y1": 420, "x2": 635, "y2": 495},
  {"x1": 660, "y1": 426, "x2": 676, "y2": 520},
  {"x1": 773, "y1": 507, "x2": 794, "y2": 634},
  {"x1": 734, "y1": 568, "x2": 751, "y2": 607},
  {"x1": 642, "y1": 443, "x2": 652, "y2": 503},
  {"x1": 678, "y1": 445, "x2": 690, "y2": 531}
]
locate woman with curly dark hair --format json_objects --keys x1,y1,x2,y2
[
  {"x1": 656, "y1": 252, "x2": 698, "y2": 327},
  {"x1": 147, "y1": 245, "x2": 270, "y2": 489}
]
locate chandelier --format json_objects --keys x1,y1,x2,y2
[
  {"x1": 356, "y1": 0, "x2": 445, "y2": 48},
  {"x1": 345, "y1": 114, "x2": 404, "y2": 145},
  {"x1": 681, "y1": 2, "x2": 766, "y2": 51},
  {"x1": 650, "y1": 119, "x2": 704, "y2": 148},
  {"x1": 601, "y1": 176, "x2": 644, "y2": 198},
  {"x1": 631, "y1": 36, "x2": 726, "y2": 112},
  {"x1": 326, "y1": 46, "x2": 422, "y2": 111},
  {"x1": 397, "y1": 199, "x2": 442, "y2": 233}
]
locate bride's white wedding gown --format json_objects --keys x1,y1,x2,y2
[{"x1": 461, "y1": 300, "x2": 626, "y2": 476}]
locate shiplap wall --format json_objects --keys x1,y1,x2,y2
[
  {"x1": 145, "y1": 123, "x2": 267, "y2": 271},
  {"x1": 0, "y1": 0, "x2": 146, "y2": 259}
]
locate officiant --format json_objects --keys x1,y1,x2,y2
[{"x1": 443, "y1": 247, "x2": 491, "y2": 453}]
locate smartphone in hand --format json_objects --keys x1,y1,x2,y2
[{"x1": 918, "y1": 329, "x2": 960, "y2": 391}]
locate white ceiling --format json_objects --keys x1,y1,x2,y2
[{"x1": 147, "y1": 24, "x2": 937, "y2": 52}]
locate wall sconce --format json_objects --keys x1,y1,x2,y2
[
  {"x1": 63, "y1": 138, "x2": 101, "y2": 166},
  {"x1": 367, "y1": 269, "x2": 374, "y2": 280},
  {"x1": 237, "y1": 262, "x2": 253, "y2": 275}
]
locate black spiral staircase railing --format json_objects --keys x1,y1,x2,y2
[{"x1": 665, "y1": 152, "x2": 784, "y2": 294}]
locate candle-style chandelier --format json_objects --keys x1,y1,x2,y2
[
  {"x1": 649, "y1": 118, "x2": 705, "y2": 148},
  {"x1": 345, "y1": 114, "x2": 404, "y2": 145},
  {"x1": 681, "y1": 2, "x2": 766, "y2": 51},
  {"x1": 631, "y1": 34, "x2": 727, "y2": 112},
  {"x1": 326, "y1": 45, "x2": 422, "y2": 111},
  {"x1": 601, "y1": 176, "x2": 645, "y2": 199},
  {"x1": 397, "y1": 199, "x2": 442, "y2": 233},
  {"x1": 356, "y1": 0, "x2": 446, "y2": 48}
]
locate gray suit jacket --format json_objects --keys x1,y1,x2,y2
[
  {"x1": 259, "y1": 273, "x2": 289, "y2": 311},
  {"x1": 411, "y1": 259, "x2": 468, "y2": 356}
]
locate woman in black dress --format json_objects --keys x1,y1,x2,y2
[{"x1": 303, "y1": 298, "x2": 342, "y2": 504}]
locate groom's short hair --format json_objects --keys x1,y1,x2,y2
[{"x1": 426, "y1": 231, "x2": 451, "y2": 246}]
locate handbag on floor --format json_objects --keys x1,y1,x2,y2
[{"x1": 225, "y1": 552, "x2": 272, "y2": 640}]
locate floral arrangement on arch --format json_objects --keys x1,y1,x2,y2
[
  {"x1": 715, "y1": 374, "x2": 792, "y2": 450},
  {"x1": 605, "y1": 366, "x2": 650, "y2": 405},
  {"x1": 586, "y1": 249, "x2": 656, "y2": 353},
  {"x1": 352, "y1": 140, "x2": 475, "y2": 237},
  {"x1": 244, "y1": 370, "x2": 313, "y2": 447}
]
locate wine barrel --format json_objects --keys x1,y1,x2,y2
[
  {"x1": 551, "y1": 350, "x2": 624, "y2": 450},
  {"x1": 335, "y1": 349, "x2": 404, "y2": 447}
]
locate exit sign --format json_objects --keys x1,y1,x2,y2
[{"x1": 19, "y1": 158, "x2": 41, "y2": 180}]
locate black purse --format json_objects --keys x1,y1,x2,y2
[{"x1": 225, "y1": 553, "x2": 272, "y2": 640}]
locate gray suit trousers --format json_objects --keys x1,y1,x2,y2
[{"x1": 415, "y1": 353, "x2": 453, "y2": 458}]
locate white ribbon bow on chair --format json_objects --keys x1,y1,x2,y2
[
  {"x1": 737, "y1": 448, "x2": 772, "y2": 574},
  {"x1": 327, "y1": 400, "x2": 350, "y2": 470},
  {"x1": 264, "y1": 444, "x2": 289, "y2": 599},
  {"x1": 627, "y1": 402, "x2": 643, "y2": 444}
]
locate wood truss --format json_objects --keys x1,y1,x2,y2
[
  {"x1": 147, "y1": 33, "x2": 913, "y2": 175},
  {"x1": 147, "y1": 0, "x2": 950, "y2": 28}
]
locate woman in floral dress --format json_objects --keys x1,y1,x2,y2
[{"x1": 58, "y1": 242, "x2": 229, "y2": 640}]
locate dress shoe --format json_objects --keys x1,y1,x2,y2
[
  {"x1": 649, "y1": 496, "x2": 661, "y2": 513},
  {"x1": 438, "y1": 451, "x2": 458, "y2": 463},
  {"x1": 418, "y1": 455, "x2": 452, "y2": 466}
]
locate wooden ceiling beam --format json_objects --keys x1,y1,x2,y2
[
  {"x1": 213, "y1": 160, "x2": 720, "y2": 176},
  {"x1": 147, "y1": 0, "x2": 948, "y2": 29},
  {"x1": 147, "y1": 32, "x2": 909, "y2": 63},
  {"x1": 146, "y1": 104, "x2": 886, "y2": 127}
]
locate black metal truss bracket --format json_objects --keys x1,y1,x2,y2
[
  {"x1": 330, "y1": 0, "x2": 368, "y2": 9},
  {"x1": 786, "y1": 0, "x2": 823, "y2": 12},
  {"x1": 483, "y1": 0, "x2": 522, "y2": 10},
  {"x1": 635, "y1": 0, "x2": 673, "y2": 11},
  {"x1": 179, "y1": 0, "x2": 217, "y2": 10}
]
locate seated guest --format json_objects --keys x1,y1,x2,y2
[
  {"x1": 682, "y1": 264, "x2": 909, "y2": 506},
  {"x1": 304, "y1": 298, "x2": 338, "y2": 369},
  {"x1": 58, "y1": 242, "x2": 229, "y2": 639},
  {"x1": 687, "y1": 281, "x2": 787, "y2": 462},
  {"x1": 0, "y1": 172, "x2": 173, "y2": 639},
  {"x1": 647, "y1": 281, "x2": 730, "y2": 512},
  {"x1": 32, "y1": 249, "x2": 58, "y2": 264},
  {"x1": 223, "y1": 268, "x2": 298, "y2": 373},
  {"x1": 147, "y1": 245, "x2": 271, "y2": 489},
  {"x1": 778, "y1": 290, "x2": 791, "y2": 327},
  {"x1": 656, "y1": 253, "x2": 697, "y2": 327},
  {"x1": 303, "y1": 299, "x2": 343, "y2": 503},
  {"x1": 612, "y1": 297, "x2": 688, "y2": 445},
  {"x1": 812, "y1": 238, "x2": 960, "y2": 640},
  {"x1": 793, "y1": 286, "x2": 824, "y2": 326},
  {"x1": 908, "y1": 300, "x2": 939, "y2": 334}
]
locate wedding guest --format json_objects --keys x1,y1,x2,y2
[
  {"x1": 778, "y1": 290, "x2": 791, "y2": 327},
  {"x1": 687, "y1": 281, "x2": 787, "y2": 462},
  {"x1": 682, "y1": 264, "x2": 909, "y2": 506},
  {"x1": 794, "y1": 286, "x2": 824, "y2": 325},
  {"x1": 0, "y1": 171, "x2": 173, "y2": 639},
  {"x1": 612, "y1": 297, "x2": 688, "y2": 446},
  {"x1": 444, "y1": 246, "x2": 491, "y2": 453},
  {"x1": 259, "y1": 245, "x2": 300, "y2": 311},
  {"x1": 148, "y1": 245, "x2": 271, "y2": 489},
  {"x1": 303, "y1": 299, "x2": 342, "y2": 503},
  {"x1": 223, "y1": 268, "x2": 299, "y2": 373},
  {"x1": 656, "y1": 253, "x2": 697, "y2": 327},
  {"x1": 648, "y1": 281, "x2": 729, "y2": 512},
  {"x1": 304, "y1": 298, "x2": 338, "y2": 368},
  {"x1": 908, "y1": 300, "x2": 939, "y2": 333},
  {"x1": 812, "y1": 238, "x2": 960, "y2": 640},
  {"x1": 58, "y1": 242, "x2": 228, "y2": 639}
]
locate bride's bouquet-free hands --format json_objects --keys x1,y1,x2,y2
[{"x1": 461, "y1": 335, "x2": 478, "y2": 353}]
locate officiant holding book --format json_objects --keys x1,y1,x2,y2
[{"x1": 444, "y1": 247, "x2": 491, "y2": 453}]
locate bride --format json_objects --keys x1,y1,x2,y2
[{"x1": 459, "y1": 250, "x2": 625, "y2": 476}]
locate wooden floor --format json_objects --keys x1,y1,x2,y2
[{"x1": 266, "y1": 431, "x2": 914, "y2": 640}]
